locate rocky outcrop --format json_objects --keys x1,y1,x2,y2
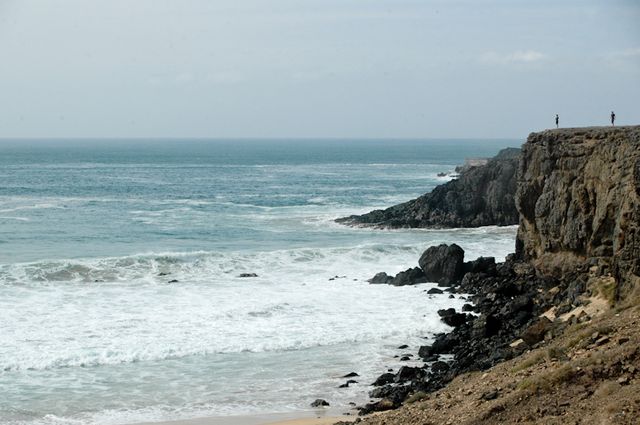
[
  {"x1": 362, "y1": 251, "x2": 567, "y2": 415},
  {"x1": 366, "y1": 244, "x2": 494, "y2": 288},
  {"x1": 337, "y1": 147, "x2": 520, "y2": 228},
  {"x1": 354, "y1": 126, "x2": 640, "y2": 419},
  {"x1": 418, "y1": 244, "x2": 465, "y2": 285},
  {"x1": 345, "y1": 303, "x2": 640, "y2": 425},
  {"x1": 516, "y1": 126, "x2": 640, "y2": 298},
  {"x1": 368, "y1": 268, "x2": 428, "y2": 286}
]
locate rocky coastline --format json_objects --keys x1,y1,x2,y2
[
  {"x1": 355, "y1": 244, "x2": 571, "y2": 415},
  {"x1": 336, "y1": 147, "x2": 521, "y2": 229},
  {"x1": 333, "y1": 126, "x2": 640, "y2": 423}
]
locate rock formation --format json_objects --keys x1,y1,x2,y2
[
  {"x1": 356, "y1": 126, "x2": 640, "y2": 417},
  {"x1": 418, "y1": 244, "x2": 465, "y2": 285},
  {"x1": 336, "y1": 147, "x2": 520, "y2": 228},
  {"x1": 516, "y1": 126, "x2": 640, "y2": 298}
]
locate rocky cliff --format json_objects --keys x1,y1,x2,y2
[
  {"x1": 339, "y1": 126, "x2": 640, "y2": 423},
  {"x1": 337, "y1": 147, "x2": 520, "y2": 228},
  {"x1": 516, "y1": 126, "x2": 640, "y2": 298}
]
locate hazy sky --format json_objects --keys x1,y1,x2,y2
[{"x1": 0, "y1": 0, "x2": 638, "y2": 139}]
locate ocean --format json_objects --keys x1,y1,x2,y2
[{"x1": 0, "y1": 138, "x2": 520, "y2": 425}]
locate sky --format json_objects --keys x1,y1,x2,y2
[{"x1": 0, "y1": 0, "x2": 638, "y2": 139}]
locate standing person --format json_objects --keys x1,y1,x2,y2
[
  {"x1": 611, "y1": 111, "x2": 616, "y2": 126},
  {"x1": 555, "y1": 114, "x2": 559, "y2": 128}
]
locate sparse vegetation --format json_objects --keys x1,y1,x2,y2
[
  {"x1": 563, "y1": 322, "x2": 613, "y2": 350},
  {"x1": 593, "y1": 380, "x2": 620, "y2": 398},
  {"x1": 517, "y1": 364, "x2": 576, "y2": 393},
  {"x1": 406, "y1": 391, "x2": 428, "y2": 404},
  {"x1": 546, "y1": 346, "x2": 568, "y2": 361},
  {"x1": 511, "y1": 340, "x2": 568, "y2": 374},
  {"x1": 511, "y1": 351, "x2": 546, "y2": 373},
  {"x1": 593, "y1": 277, "x2": 618, "y2": 306},
  {"x1": 564, "y1": 328, "x2": 593, "y2": 350}
]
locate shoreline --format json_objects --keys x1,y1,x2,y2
[{"x1": 130, "y1": 410, "x2": 344, "y2": 425}]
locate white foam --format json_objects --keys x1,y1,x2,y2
[
  {"x1": 0, "y1": 236, "x2": 510, "y2": 374},
  {"x1": 0, "y1": 203, "x2": 65, "y2": 213},
  {"x1": 0, "y1": 216, "x2": 30, "y2": 222}
]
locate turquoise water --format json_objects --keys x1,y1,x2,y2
[{"x1": 0, "y1": 139, "x2": 519, "y2": 424}]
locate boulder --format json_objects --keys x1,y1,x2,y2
[
  {"x1": 481, "y1": 390, "x2": 499, "y2": 401},
  {"x1": 359, "y1": 398, "x2": 398, "y2": 415},
  {"x1": 372, "y1": 373, "x2": 395, "y2": 386},
  {"x1": 368, "y1": 272, "x2": 393, "y2": 284},
  {"x1": 368, "y1": 385, "x2": 411, "y2": 403},
  {"x1": 394, "y1": 366, "x2": 425, "y2": 383},
  {"x1": 520, "y1": 317, "x2": 553, "y2": 346},
  {"x1": 418, "y1": 345, "x2": 433, "y2": 358},
  {"x1": 437, "y1": 308, "x2": 455, "y2": 317},
  {"x1": 437, "y1": 309, "x2": 470, "y2": 327},
  {"x1": 338, "y1": 380, "x2": 357, "y2": 388},
  {"x1": 419, "y1": 244, "x2": 465, "y2": 285},
  {"x1": 431, "y1": 361, "x2": 450, "y2": 374},
  {"x1": 463, "y1": 256, "x2": 496, "y2": 275},
  {"x1": 310, "y1": 399, "x2": 329, "y2": 407},
  {"x1": 472, "y1": 314, "x2": 501, "y2": 338},
  {"x1": 390, "y1": 267, "x2": 427, "y2": 286},
  {"x1": 429, "y1": 332, "x2": 459, "y2": 355}
]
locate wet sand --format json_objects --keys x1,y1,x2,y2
[{"x1": 130, "y1": 410, "x2": 346, "y2": 425}]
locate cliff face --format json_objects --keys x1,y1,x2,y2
[
  {"x1": 352, "y1": 126, "x2": 640, "y2": 423},
  {"x1": 516, "y1": 126, "x2": 640, "y2": 297},
  {"x1": 337, "y1": 147, "x2": 521, "y2": 228}
]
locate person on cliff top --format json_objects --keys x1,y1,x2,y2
[
  {"x1": 611, "y1": 111, "x2": 616, "y2": 126},
  {"x1": 555, "y1": 114, "x2": 559, "y2": 128}
]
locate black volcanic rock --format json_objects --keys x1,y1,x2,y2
[
  {"x1": 431, "y1": 361, "x2": 450, "y2": 374},
  {"x1": 394, "y1": 366, "x2": 425, "y2": 383},
  {"x1": 390, "y1": 267, "x2": 427, "y2": 286},
  {"x1": 372, "y1": 373, "x2": 395, "y2": 386},
  {"x1": 310, "y1": 399, "x2": 329, "y2": 407},
  {"x1": 463, "y1": 256, "x2": 497, "y2": 275},
  {"x1": 419, "y1": 244, "x2": 465, "y2": 285},
  {"x1": 336, "y1": 147, "x2": 520, "y2": 229},
  {"x1": 368, "y1": 272, "x2": 393, "y2": 284},
  {"x1": 437, "y1": 308, "x2": 470, "y2": 327},
  {"x1": 418, "y1": 345, "x2": 433, "y2": 359}
]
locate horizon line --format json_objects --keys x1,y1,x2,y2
[{"x1": 0, "y1": 136, "x2": 525, "y2": 142}]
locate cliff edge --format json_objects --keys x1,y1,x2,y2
[
  {"x1": 337, "y1": 147, "x2": 521, "y2": 228},
  {"x1": 516, "y1": 126, "x2": 640, "y2": 298},
  {"x1": 343, "y1": 126, "x2": 640, "y2": 425}
]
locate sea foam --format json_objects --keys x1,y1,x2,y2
[{"x1": 1, "y1": 243, "x2": 473, "y2": 372}]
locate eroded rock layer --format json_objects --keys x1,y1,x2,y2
[
  {"x1": 337, "y1": 147, "x2": 520, "y2": 228},
  {"x1": 515, "y1": 126, "x2": 640, "y2": 297}
]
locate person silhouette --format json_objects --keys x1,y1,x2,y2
[
  {"x1": 611, "y1": 111, "x2": 615, "y2": 126},
  {"x1": 555, "y1": 114, "x2": 559, "y2": 128}
]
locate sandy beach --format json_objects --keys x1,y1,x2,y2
[{"x1": 130, "y1": 411, "x2": 344, "y2": 425}]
